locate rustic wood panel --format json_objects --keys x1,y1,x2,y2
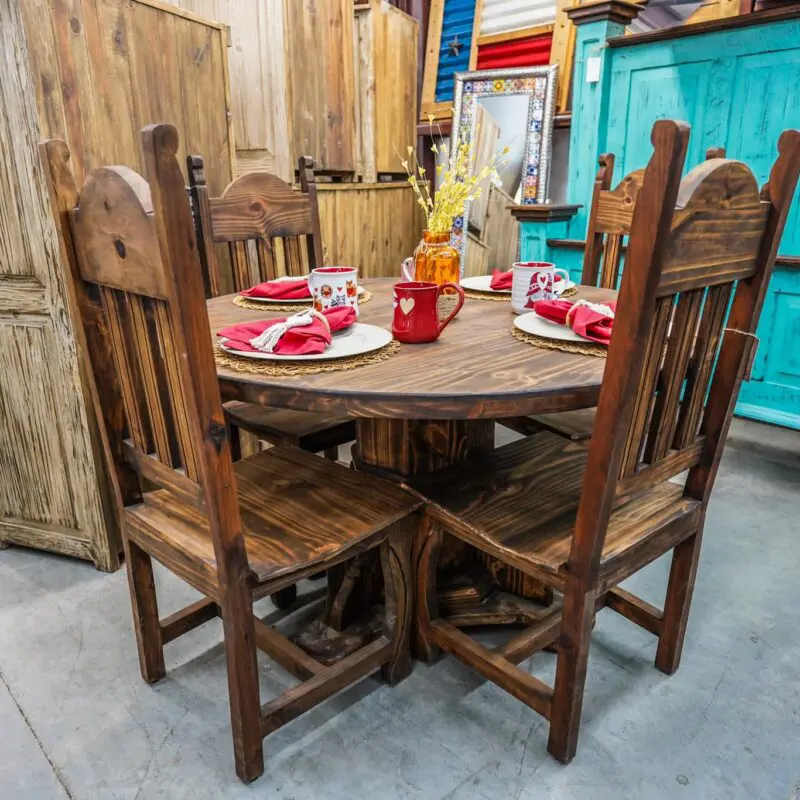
[
  {"x1": 463, "y1": 232, "x2": 489, "y2": 277},
  {"x1": 163, "y1": 0, "x2": 293, "y2": 181},
  {"x1": 21, "y1": 0, "x2": 235, "y2": 193},
  {"x1": 484, "y1": 184, "x2": 519, "y2": 269},
  {"x1": 468, "y1": 103, "x2": 501, "y2": 234},
  {"x1": 286, "y1": 0, "x2": 356, "y2": 175},
  {"x1": 0, "y1": 1, "x2": 118, "y2": 568},
  {"x1": 354, "y1": 0, "x2": 419, "y2": 181},
  {"x1": 317, "y1": 183, "x2": 425, "y2": 276}
]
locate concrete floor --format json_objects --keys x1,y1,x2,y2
[{"x1": 1, "y1": 419, "x2": 799, "y2": 799}]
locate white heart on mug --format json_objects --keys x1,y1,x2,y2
[{"x1": 399, "y1": 297, "x2": 415, "y2": 315}]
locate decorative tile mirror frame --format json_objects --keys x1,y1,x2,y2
[{"x1": 451, "y1": 65, "x2": 558, "y2": 270}]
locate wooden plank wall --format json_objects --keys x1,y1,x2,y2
[
  {"x1": 354, "y1": 0, "x2": 419, "y2": 181},
  {"x1": 21, "y1": 0, "x2": 235, "y2": 194},
  {"x1": 286, "y1": 0, "x2": 357, "y2": 175},
  {"x1": 317, "y1": 184, "x2": 425, "y2": 276},
  {"x1": 161, "y1": 0, "x2": 293, "y2": 181},
  {"x1": 484, "y1": 184, "x2": 519, "y2": 268}
]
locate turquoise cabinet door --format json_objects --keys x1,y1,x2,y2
[
  {"x1": 726, "y1": 47, "x2": 800, "y2": 428},
  {"x1": 739, "y1": 268, "x2": 800, "y2": 430}
]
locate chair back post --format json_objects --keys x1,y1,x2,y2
[
  {"x1": 569, "y1": 119, "x2": 691, "y2": 584},
  {"x1": 139, "y1": 125, "x2": 246, "y2": 570},
  {"x1": 580, "y1": 153, "x2": 615, "y2": 287},
  {"x1": 297, "y1": 155, "x2": 325, "y2": 269},
  {"x1": 40, "y1": 138, "x2": 141, "y2": 508},
  {"x1": 685, "y1": 129, "x2": 800, "y2": 503},
  {"x1": 187, "y1": 154, "x2": 224, "y2": 298}
]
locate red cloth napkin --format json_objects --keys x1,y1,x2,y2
[
  {"x1": 533, "y1": 299, "x2": 616, "y2": 345},
  {"x1": 490, "y1": 269, "x2": 513, "y2": 290},
  {"x1": 240, "y1": 278, "x2": 310, "y2": 300},
  {"x1": 218, "y1": 306, "x2": 356, "y2": 354},
  {"x1": 491, "y1": 270, "x2": 565, "y2": 291}
]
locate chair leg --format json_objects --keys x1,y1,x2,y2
[
  {"x1": 124, "y1": 537, "x2": 166, "y2": 684},
  {"x1": 380, "y1": 519, "x2": 414, "y2": 685},
  {"x1": 323, "y1": 446, "x2": 339, "y2": 461},
  {"x1": 547, "y1": 584, "x2": 595, "y2": 764},
  {"x1": 219, "y1": 581, "x2": 264, "y2": 784},
  {"x1": 655, "y1": 529, "x2": 702, "y2": 675},
  {"x1": 414, "y1": 515, "x2": 443, "y2": 663}
]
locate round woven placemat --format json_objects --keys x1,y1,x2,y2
[
  {"x1": 233, "y1": 289, "x2": 373, "y2": 313},
  {"x1": 214, "y1": 338, "x2": 400, "y2": 377},
  {"x1": 464, "y1": 285, "x2": 578, "y2": 302},
  {"x1": 512, "y1": 326, "x2": 607, "y2": 358}
]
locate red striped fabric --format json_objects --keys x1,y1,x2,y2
[{"x1": 476, "y1": 33, "x2": 553, "y2": 70}]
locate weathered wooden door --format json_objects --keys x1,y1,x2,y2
[{"x1": 0, "y1": 2, "x2": 118, "y2": 570}]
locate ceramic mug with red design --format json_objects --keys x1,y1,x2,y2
[
  {"x1": 392, "y1": 281, "x2": 465, "y2": 343},
  {"x1": 309, "y1": 266, "x2": 359, "y2": 316},
  {"x1": 511, "y1": 261, "x2": 570, "y2": 314}
]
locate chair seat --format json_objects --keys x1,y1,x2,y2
[
  {"x1": 224, "y1": 402, "x2": 355, "y2": 449},
  {"x1": 126, "y1": 445, "x2": 421, "y2": 591},
  {"x1": 501, "y1": 409, "x2": 596, "y2": 442},
  {"x1": 409, "y1": 432, "x2": 701, "y2": 584}
]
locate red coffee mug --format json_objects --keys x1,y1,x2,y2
[{"x1": 392, "y1": 281, "x2": 465, "y2": 343}]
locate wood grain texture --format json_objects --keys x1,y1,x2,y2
[
  {"x1": 22, "y1": 0, "x2": 234, "y2": 193},
  {"x1": 354, "y1": 0, "x2": 419, "y2": 180},
  {"x1": 57, "y1": 125, "x2": 422, "y2": 783},
  {"x1": 1, "y1": 5, "x2": 116, "y2": 570},
  {"x1": 409, "y1": 121, "x2": 800, "y2": 766},
  {"x1": 316, "y1": 183, "x2": 426, "y2": 277},
  {"x1": 210, "y1": 280, "x2": 615, "y2": 419}
]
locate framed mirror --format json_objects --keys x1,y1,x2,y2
[{"x1": 451, "y1": 65, "x2": 558, "y2": 275}]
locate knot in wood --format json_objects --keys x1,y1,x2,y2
[
  {"x1": 113, "y1": 239, "x2": 126, "y2": 259},
  {"x1": 207, "y1": 420, "x2": 227, "y2": 453}
]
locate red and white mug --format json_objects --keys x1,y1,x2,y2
[
  {"x1": 310, "y1": 266, "x2": 359, "y2": 316},
  {"x1": 392, "y1": 281, "x2": 465, "y2": 343},
  {"x1": 511, "y1": 261, "x2": 570, "y2": 314}
]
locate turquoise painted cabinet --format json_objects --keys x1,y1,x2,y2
[{"x1": 520, "y1": 10, "x2": 800, "y2": 429}]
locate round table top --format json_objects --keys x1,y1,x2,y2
[{"x1": 209, "y1": 279, "x2": 615, "y2": 420}]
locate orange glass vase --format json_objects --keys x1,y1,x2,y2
[{"x1": 413, "y1": 230, "x2": 460, "y2": 285}]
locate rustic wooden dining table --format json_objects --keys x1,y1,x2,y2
[{"x1": 208, "y1": 278, "x2": 616, "y2": 653}]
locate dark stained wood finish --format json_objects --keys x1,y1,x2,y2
[
  {"x1": 186, "y1": 154, "x2": 356, "y2": 478},
  {"x1": 515, "y1": 146, "x2": 725, "y2": 444},
  {"x1": 410, "y1": 121, "x2": 800, "y2": 766},
  {"x1": 565, "y1": 0, "x2": 643, "y2": 26},
  {"x1": 44, "y1": 126, "x2": 422, "y2": 784},
  {"x1": 508, "y1": 204, "x2": 582, "y2": 222},
  {"x1": 209, "y1": 281, "x2": 615, "y2": 419}
]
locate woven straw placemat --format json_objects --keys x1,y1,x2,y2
[
  {"x1": 233, "y1": 289, "x2": 373, "y2": 313},
  {"x1": 214, "y1": 338, "x2": 399, "y2": 377},
  {"x1": 511, "y1": 326, "x2": 607, "y2": 358},
  {"x1": 464, "y1": 285, "x2": 578, "y2": 302}
]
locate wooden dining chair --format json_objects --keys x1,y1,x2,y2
[
  {"x1": 410, "y1": 120, "x2": 800, "y2": 764},
  {"x1": 41, "y1": 124, "x2": 422, "y2": 784},
  {"x1": 186, "y1": 154, "x2": 356, "y2": 465},
  {"x1": 503, "y1": 146, "x2": 726, "y2": 444}
]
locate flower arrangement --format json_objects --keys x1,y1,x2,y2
[{"x1": 401, "y1": 115, "x2": 509, "y2": 235}]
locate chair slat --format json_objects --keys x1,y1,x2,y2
[
  {"x1": 128, "y1": 294, "x2": 179, "y2": 467},
  {"x1": 644, "y1": 289, "x2": 705, "y2": 464},
  {"x1": 673, "y1": 283, "x2": 732, "y2": 449},
  {"x1": 619, "y1": 297, "x2": 673, "y2": 478},
  {"x1": 229, "y1": 241, "x2": 252, "y2": 292},
  {"x1": 100, "y1": 287, "x2": 154, "y2": 455},
  {"x1": 154, "y1": 300, "x2": 199, "y2": 480},
  {"x1": 600, "y1": 235, "x2": 623, "y2": 290},
  {"x1": 255, "y1": 238, "x2": 278, "y2": 283}
]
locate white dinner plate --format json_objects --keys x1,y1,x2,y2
[
  {"x1": 220, "y1": 322, "x2": 393, "y2": 361},
  {"x1": 241, "y1": 281, "x2": 366, "y2": 304},
  {"x1": 513, "y1": 310, "x2": 588, "y2": 343},
  {"x1": 461, "y1": 274, "x2": 575, "y2": 296}
]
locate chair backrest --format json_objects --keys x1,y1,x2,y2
[
  {"x1": 41, "y1": 125, "x2": 245, "y2": 568},
  {"x1": 188, "y1": 156, "x2": 324, "y2": 296},
  {"x1": 572, "y1": 120, "x2": 800, "y2": 580},
  {"x1": 581, "y1": 147, "x2": 726, "y2": 290}
]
